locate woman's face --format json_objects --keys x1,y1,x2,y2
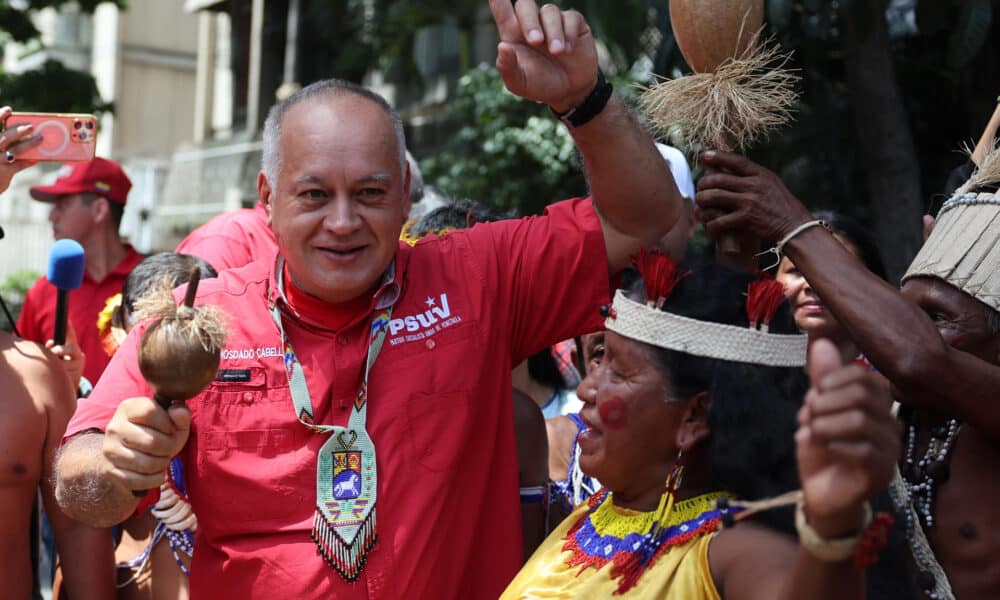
[
  {"x1": 775, "y1": 235, "x2": 861, "y2": 339},
  {"x1": 575, "y1": 331, "x2": 688, "y2": 494}
]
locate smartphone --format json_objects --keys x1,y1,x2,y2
[{"x1": 3, "y1": 112, "x2": 98, "y2": 162}]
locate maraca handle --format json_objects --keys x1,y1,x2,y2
[{"x1": 132, "y1": 394, "x2": 182, "y2": 497}]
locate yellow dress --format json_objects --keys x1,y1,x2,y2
[{"x1": 502, "y1": 491, "x2": 727, "y2": 599}]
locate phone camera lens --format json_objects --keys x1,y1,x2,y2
[
  {"x1": 74, "y1": 121, "x2": 82, "y2": 130},
  {"x1": 85, "y1": 121, "x2": 94, "y2": 130},
  {"x1": 79, "y1": 131, "x2": 88, "y2": 140}
]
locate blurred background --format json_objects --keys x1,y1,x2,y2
[{"x1": 1, "y1": 0, "x2": 998, "y2": 301}]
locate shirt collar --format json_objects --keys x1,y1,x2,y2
[{"x1": 269, "y1": 255, "x2": 401, "y2": 317}]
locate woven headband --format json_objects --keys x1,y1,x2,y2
[{"x1": 604, "y1": 290, "x2": 808, "y2": 367}]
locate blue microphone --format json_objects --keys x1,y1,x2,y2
[{"x1": 47, "y1": 239, "x2": 85, "y2": 345}]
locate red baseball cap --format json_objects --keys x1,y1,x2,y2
[{"x1": 30, "y1": 157, "x2": 132, "y2": 205}]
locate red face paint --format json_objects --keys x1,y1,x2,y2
[{"x1": 599, "y1": 396, "x2": 629, "y2": 429}]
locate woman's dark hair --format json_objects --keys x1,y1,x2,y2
[
  {"x1": 630, "y1": 263, "x2": 805, "y2": 534},
  {"x1": 811, "y1": 210, "x2": 887, "y2": 281},
  {"x1": 409, "y1": 201, "x2": 514, "y2": 237},
  {"x1": 113, "y1": 252, "x2": 217, "y2": 328},
  {"x1": 630, "y1": 262, "x2": 914, "y2": 598},
  {"x1": 527, "y1": 348, "x2": 566, "y2": 391}
]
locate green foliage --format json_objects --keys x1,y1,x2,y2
[
  {"x1": 0, "y1": 59, "x2": 112, "y2": 113},
  {"x1": 422, "y1": 64, "x2": 585, "y2": 216},
  {"x1": 0, "y1": 269, "x2": 40, "y2": 333},
  {"x1": 0, "y1": 0, "x2": 127, "y2": 43},
  {"x1": 0, "y1": 0, "x2": 125, "y2": 113}
]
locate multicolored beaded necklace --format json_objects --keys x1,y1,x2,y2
[{"x1": 562, "y1": 487, "x2": 738, "y2": 595}]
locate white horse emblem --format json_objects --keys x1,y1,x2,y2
[{"x1": 334, "y1": 471, "x2": 361, "y2": 499}]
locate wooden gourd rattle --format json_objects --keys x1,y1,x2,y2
[
  {"x1": 641, "y1": 0, "x2": 798, "y2": 270},
  {"x1": 131, "y1": 269, "x2": 226, "y2": 497},
  {"x1": 136, "y1": 268, "x2": 226, "y2": 410}
]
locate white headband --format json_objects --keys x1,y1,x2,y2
[{"x1": 604, "y1": 289, "x2": 808, "y2": 367}]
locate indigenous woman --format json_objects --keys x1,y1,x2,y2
[
  {"x1": 502, "y1": 258, "x2": 901, "y2": 599},
  {"x1": 774, "y1": 211, "x2": 886, "y2": 366}
]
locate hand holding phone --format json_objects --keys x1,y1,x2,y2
[
  {"x1": 0, "y1": 106, "x2": 43, "y2": 192},
  {"x1": 2, "y1": 112, "x2": 98, "y2": 163}
]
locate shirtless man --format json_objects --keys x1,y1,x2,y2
[
  {"x1": 0, "y1": 334, "x2": 115, "y2": 598},
  {"x1": 696, "y1": 144, "x2": 1000, "y2": 598},
  {"x1": 1, "y1": 105, "x2": 115, "y2": 598}
]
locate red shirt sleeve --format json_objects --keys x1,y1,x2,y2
[
  {"x1": 63, "y1": 323, "x2": 153, "y2": 442},
  {"x1": 176, "y1": 232, "x2": 253, "y2": 272},
  {"x1": 461, "y1": 198, "x2": 612, "y2": 363}
]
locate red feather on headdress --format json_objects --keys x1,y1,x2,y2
[
  {"x1": 631, "y1": 249, "x2": 687, "y2": 309},
  {"x1": 746, "y1": 277, "x2": 786, "y2": 331}
]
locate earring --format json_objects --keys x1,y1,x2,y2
[{"x1": 666, "y1": 449, "x2": 685, "y2": 495}]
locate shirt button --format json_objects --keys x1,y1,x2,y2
[
  {"x1": 425, "y1": 339, "x2": 436, "y2": 350},
  {"x1": 242, "y1": 392, "x2": 254, "y2": 403}
]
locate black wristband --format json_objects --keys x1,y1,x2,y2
[{"x1": 551, "y1": 70, "x2": 614, "y2": 129}]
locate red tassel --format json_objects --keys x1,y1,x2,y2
[
  {"x1": 630, "y1": 249, "x2": 687, "y2": 307},
  {"x1": 746, "y1": 278, "x2": 786, "y2": 330},
  {"x1": 854, "y1": 512, "x2": 894, "y2": 569}
]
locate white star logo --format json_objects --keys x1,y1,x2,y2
[{"x1": 425, "y1": 296, "x2": 435, "y2": 307}]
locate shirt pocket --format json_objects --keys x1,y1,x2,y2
[
  {"x1": 405, "y1": 390, "x2": 472, "y2": 473},
  {"x1": 190, "y1": 368, "x2": 314, "y2": 526}
]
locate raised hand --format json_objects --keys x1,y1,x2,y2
[
  {"x1": 0, "y1": 106, "x2": 41, "y2": 193},
  {"x1": 796, "y1": 339, "x2": 901, "y2": 535},
  {"x1": 46, "y1": 323, "x2": 85, "y2": 392},
  {"x1": 488, "y1": 0, "x2": 599, "y2": 112},
  {"x1": 695, "y1": 150, "x2": 814, "y2": 244}
]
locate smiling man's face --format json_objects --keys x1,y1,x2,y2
[{"x1": 260, "y1": 94, "x2": 408, "y2": 303}]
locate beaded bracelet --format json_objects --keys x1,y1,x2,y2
[{"x1": 794, "y1": 500, "x2": 872, "y2": 562}]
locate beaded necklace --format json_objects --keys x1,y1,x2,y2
[
  {"x1": 561, "y1": 488, "x2": 737, "y2": 594},
  {"x1": 898, "y1": 413, "x2": 962, "y2": 600},
  {"x1": 902, "y1": 417, "x2": 961, "y2": 529}
]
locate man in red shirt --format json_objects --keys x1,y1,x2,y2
[
  {"x1": 173, "y1": 153, "x2": 423, "y2": 271},
  {"x1": 173, "y1": 201, "x2": 276, "y2": 271},
  {"x1": 53, "y1": 3, "x2": 684, "y2": 598},
  {"x1": 17, "y1": 157, "x2": 144, "y2": 387}
]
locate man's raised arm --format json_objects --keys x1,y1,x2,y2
[
  {"x1": 488, "y1": 0, "x2": 682, "y2": 273},
  {"x1": 695, "y1": 150, "x2": 1000, "y2": 440}
]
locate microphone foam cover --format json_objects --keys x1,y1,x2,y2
[{"x1": 47, "y1": 239, "x2": 86, "y2": 291}]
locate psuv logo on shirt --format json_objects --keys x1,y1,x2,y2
[{"x1": 387, "y1": 293, "x2": 462, "y2": 346}]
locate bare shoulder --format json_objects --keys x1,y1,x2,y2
[
  {"x1": 709, "y1": 521, "x2": 798, "y2": 599},
  {"x1": 546, "y1": 414, "x2": 578, "y2": 482},
  {"x1": 1, "y1": 334, "x2": 72, "y2": 410},
  {"x1": 546, "y1": 415, "x2": 578, "y2": 457}
]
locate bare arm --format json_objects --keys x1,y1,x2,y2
[
  {"x1": 712, "y1": 524, "x2": 863, "y2": 600},
  {"x1": 56, "y1": 396, "x2": 191, "y2": 527},
  {"x1": 711, "y1": 341, "x2": 899, "y2": 600},
  {"x1": 781, "y1": 228, "x2": 1000, "y2": 433},
  {"x1": 33, "y1": 348, "x2": 115, "y2": 596},
  {"x1": 696, "y1": 150, "x2": 1000, "y2": 438},
  {"x1": 577, "y1": 96, "x2": 682, "y2": 273},
  {"x1": 488, "y1": 0, "x2": 682, "y2": 274},
  {"x1": 55, "y1": 432, "x2": 140, "y2": 527}
]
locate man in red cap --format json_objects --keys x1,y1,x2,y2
[{"x1": 17, "y1": 157, "x2": 144, "y2": 389}]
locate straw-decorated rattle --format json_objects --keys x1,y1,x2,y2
[
  {"x1": 640, "y1": 0, "x2": 799, "y2": 270},
  {"x1": 134, "y1": 268, "x2": 226, "y2": 410},
  {"x1": 130, "y1": 269, "x2": 226, "y2": 496}
]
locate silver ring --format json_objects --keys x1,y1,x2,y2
[{"x1": 4, "y1": 150, "x2": 13, "y2": 164}]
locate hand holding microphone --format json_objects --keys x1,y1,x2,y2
[{"x1": 46, "y1": 324, "x2": 85, "y2": 391}]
